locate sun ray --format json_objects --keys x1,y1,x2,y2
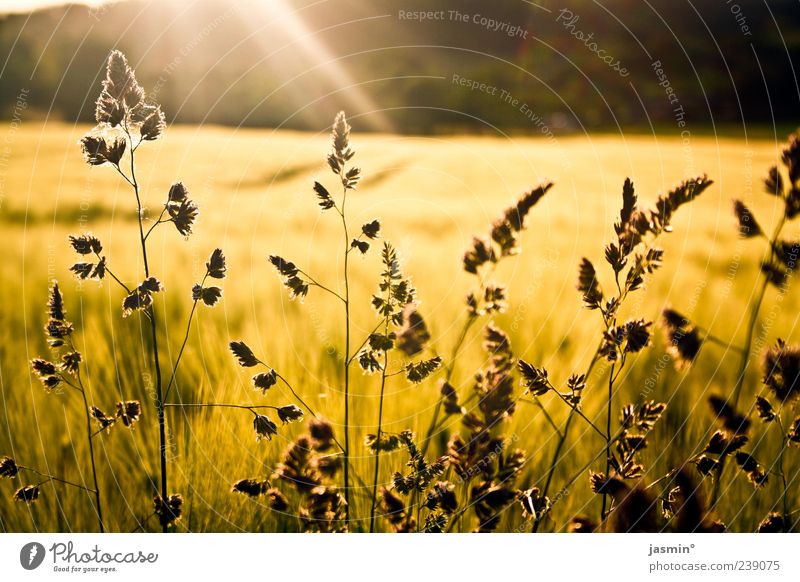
[{"x1": 241, "y1": 0, "x2": 394, "y2": 133}]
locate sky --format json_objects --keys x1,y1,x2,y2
[{"x1": 0, "y1": 0, "x2": 117, "y2": 14}]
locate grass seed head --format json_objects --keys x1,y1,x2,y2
[
  {"x1": 69, "y1": 234, "x2": 102, "y2": 255},
  {"x1": 31, "y1": 358, "x2": 61, "y2": 392},
  {"x1": 205, "y1": 248, "x2": 226, "y2": 279},
  {"x1": 116, "y1": 400, "x2": 142, "y2": 428},
  {"x1": 252, "y1": 370, "x2": 277, "y2": 392},
  {"x1": 153, "y1": 493, "x2": 183, "y2": 528},
  {"x1": 14, "y1": 485, "x2": 40, "y2": 503},
  {"x1": 733, "y1": 200, "x2": 762, "y2": 238},
  {"x1": 404, "y1": 356, "x2": 442, "y2": 384},
  {"x1": 788, "y1": 417, "x2": 800, "y2": 446},
  {"x1": 518, "y1": 487, "x2": 550, "y2": 522},
  {"x1": 59, "y1": 351, "x2": 82, "y2": 374},
  {"x1": 0, "y1": 456, "x2": 19, "y2": 478},
  {"x1": 96, "y1": 50, "x2": 144, "y2": 125},
  {"x1": 396, "y1": 305, "x2": 430, "y2": 356},
  {"x1": 91, "y1": 406, "x2": 115, "y2": 433},
  {"x1": 80, "y1": 135, "x2": 126, "y2": 166},
  {"x1": 277, "y1": 404, "x2": 304, "y2": 424},
  {"x1": 253, "y1": 415, "x2": 278, "y2": 442},
  {"x1": 758, "y1": 512, "x2": 786, "y2": 533},
  {"x1": 266, "y1": 487, "x2": 289, "y2": 511},
  {"x1": 762, "y1": 339, "x2": 800, "y2": 403},
  {"x1": 755, "y1": 396, "x2": 776, "y2": 423},
  {"x1": 229, "y1": 341, "x2": 259, "y2": 367},
  {"x1": 232, "y1": 479, "x2": 269, "y2": 497},
  {"x1": 708, "y1": 395, "x2": 750, "y2": 435},
  {"x1": 192, "y1": 285, "x2": 222, "y2": 306},
  {"x1": 781, "y1": 132, "x2": 800, "y2": 184},
  {"x1": 308, "y1": 418, "x2": 336, "y2": 451}
]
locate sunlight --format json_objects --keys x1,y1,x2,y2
[
  {"x1": 0, "y1": 0, "x2": 120, "y2": 13},
  {"x1": 245, "y1": 0, "x2": 393, "y2": 132}
]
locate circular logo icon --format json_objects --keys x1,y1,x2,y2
[{"x1": 20, "y1": 542, "x2": 46, "y2": 570}]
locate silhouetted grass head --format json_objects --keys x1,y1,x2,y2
[
  {"x1": 14, "y1": 485, "x2": 40, "y2": 504},
  {"x1": 762, "y1": 339, "x2": 800, "y2": 403},
  {"x1": 153, "y1": 494, "x2": 183, "y2": 528},
  {"x1": 661, "y1": 308, "x2": 703, "y2": 369},
  {"x1": 0, "y1": 456, "x2": 19, "y2": 479}
]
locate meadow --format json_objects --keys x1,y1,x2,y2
[{"x1": 0, "y1": 115, "x2": 797, "y2": 532}]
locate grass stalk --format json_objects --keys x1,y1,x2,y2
[
  {"x1": 369, "y1": 270, "x2": 393, "y2": 532},
  {"x1": 775, "y1": 413, "x2": 790, "y2": 531},
  {"x1": 339, "y1": 186, "x2": 352, "y2": 524},
  {"x1": 163, "y1": 271, "x2": 209, "y2": 403},
  {"x1": 532, "y1": 345, "x2": 603, "y2": 532},
  {"x1": 62, "y1": 333, "x2": 105, "y2": 531},
  {"x1": 712, "y1": 215, "x2": 786, "y2": 509},
  {"x1": 420, "y1": 313, "x2": 478, "y2": 458},
  {"x1": 76, "y1": 371, "x2": 105, "y2": 532},
  {"x1": 600, "y1": 362, "x2": 616, "y2": 520},
  {"x1": 123, "y1": 124, "x2": 169, "y2": 531}
]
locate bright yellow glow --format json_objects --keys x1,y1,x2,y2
[
  {"x1": 0, "y1": 0, "x2": 121, "y2": 13},
  {"x1": 248, "y1": 0, "x2": 394, "y2": 132}
]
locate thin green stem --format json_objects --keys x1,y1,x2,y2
[
  {"x1": 297, "y1": 268, "x2": 346, "y2": 304},
  {"x1": 19, "y1": 466, "x2": 97, "y2": 494},
  {"x1": 163, "y1": 272, "x2": 208, "y2": 402},
  {"x1": 532, "y1": 410, "x2": 576, "y2": 532},
  {"x1": 73, "y1": 365, "x2": 105, "y2": 532},
  {"x1": 549, "y1": 388, "x2": 606, "y2": 439},
  {"x1": 712, "y1": 215, "x2": 787, "y2": 509},
  {"x1": 700, "y1": 331, "x2": 745, "y2": 354},
  {"x1": 601, "y1": 362, "x2": 616, "y2": 521},
  {"x1": 731, "y1": 214, "x2": 786, "y2": 410},
  {"x1": 129, "y1": 512, "x2": 156, "y2": 533},
  {"x1": 550, "y1": 428, "x2": 628, "y2": 530},
  {"x1": 165, "y1": 403, "x2": 276, "y2": 411},
  {"x1": 419, "y1": 263, "x2": 498, "y2": 461},
  {"x1": 124, "y1": 124, "x2": 168, "y2": 532},
  {"x1": 163, "y1": 301, "x2": 198, "y2": 404},
  {"x1": 775, "y1": 414, "x2": 790, "y2": 531},
  {"x1": 340, "y1": 185, "x2": 352, "y2": 525},
  {"x1": 253, "y1": 361, "x2": 350, "y2": 456},
  {"x1": 143, "y1": 206, "x2": 169, "y2": 241},
  {"x1": 369, "y1": 347, "x2": 389, "y2": 532},
  {"x1": 349, "y1": 320, "x2": 385, "y2": 365},
  {"x1": 56, "y1": 373, "x2": 83, "y2": 393},
  {"x1": 533, "y1": 338, "x2": 605, "y2": 533},
  {"x1": 520, "y1": 398, "x2": 563, "y2": 439},
  {"x1": 112, "y1": 163, "x2": 135, "y2": 188},
  {"x1": 274, "y1": 371, "x2": 318, "y2": 420},
  {"x1": 369, "y1": 270, "x2": 392, "y2": 532},
  {"x1": 95, "y1": 252, "x2": 131, "y2": 294},
  {"x1": 420, "y1": 313, "x2": 478, "y2": 458}
]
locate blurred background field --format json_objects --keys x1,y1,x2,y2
[{"x1": 0, "y1": 120, "x2": 797, "y2": 531}]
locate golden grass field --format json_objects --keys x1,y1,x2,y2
[{"x1": 0, "y1": 121, "x2": 797, "y2": 532}]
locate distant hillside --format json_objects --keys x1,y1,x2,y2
[{"x1": 1, "y1": 0, "x2": 798, "y2": 133}]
